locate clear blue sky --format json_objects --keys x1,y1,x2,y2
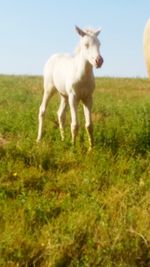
[{"x1": 0, "y1": 0, "x2": 150, "y2": 77}]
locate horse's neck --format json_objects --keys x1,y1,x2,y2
[{"x1": 74, "y1": 51, "x2": 93, "y2": 80}]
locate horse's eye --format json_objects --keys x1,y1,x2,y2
[{"x1": 85, "y1": 43, "x2": 89, "y2": 49}]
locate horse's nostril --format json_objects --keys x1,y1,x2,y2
[
  {"x1": 95, "y1": 56, "x2": 103, "y2": 68},
  {"x1": 96, "y1": 56, "x2": 100, "y2": 63}
]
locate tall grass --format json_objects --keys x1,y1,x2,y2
[{"x1": 0, "y1": 75, "x2": 150, "y2": 267}]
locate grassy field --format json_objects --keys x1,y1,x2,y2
[{"x1": 0, "y1": 75, "x2": 150, "y2": 267}]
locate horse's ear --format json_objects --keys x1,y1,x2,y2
[
  {"x1": 75, "y1": 26, "x2": 86, "y2": 37},
  {"x1": 95, "y1": 28, "x2": 102, "y2": 36}
]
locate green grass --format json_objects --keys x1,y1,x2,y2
[{"x1": 0, "y1": 75, "x2": 150, "y2": 267}]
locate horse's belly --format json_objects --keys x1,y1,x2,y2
[
  {"x1": 52, "y1": 57, "x2": 73, "y2": 95},
  {"x1": 53, "y1": 69, "x2": 68, "y2": 96},
  {"x1": 54, "y1": 79, "x2": 67, "y2": 96}
]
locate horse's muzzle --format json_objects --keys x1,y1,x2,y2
[{"x1": 95, "y1": 56, "x2": 103, "y2": 68}]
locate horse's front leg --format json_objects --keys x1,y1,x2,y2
[
  {"x1": 68, "y1": 93, "x2": 78, "y2": 145},
  {"x1": 82, "y1": 97, "x2": 94, "y2": 150}
]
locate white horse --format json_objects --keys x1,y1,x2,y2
[
  {"x1": 37, "y1": 26, "x2": 103, "y2": 149},
  {"x1": 143, "y1": 19, "x2": 150, "y2": 78}
]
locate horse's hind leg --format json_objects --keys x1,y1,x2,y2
[
  {"x1": 57, "y1": 95, "x2": 68, "y2": 141},
  {"x1": 37, "y1": 85, "x2": 55, "y2": 142},
  {"x1": 82, "y1": 97, "x2": 93, "y2": 150},
  {"x1": 68, "y1": 94, "x2": 79, "y2": 145}
]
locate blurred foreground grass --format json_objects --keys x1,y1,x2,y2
[{"x1": 0, "y1": 75, "x2": 150, "y2": 267}]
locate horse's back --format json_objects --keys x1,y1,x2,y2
[{"x1": 44, "y1": 53, "x2": 73, "y2": 75}]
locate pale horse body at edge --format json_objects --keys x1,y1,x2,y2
[
  {"x1": 37, "y1": 26, "x2": 103, "y2": 149},
  {"x1": 143, "y1": 19, "x2": 150, "y2": 78}
]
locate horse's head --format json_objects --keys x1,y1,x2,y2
[{"x1": 75, "y1": 26, "x2": 103, "y2": 68}]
